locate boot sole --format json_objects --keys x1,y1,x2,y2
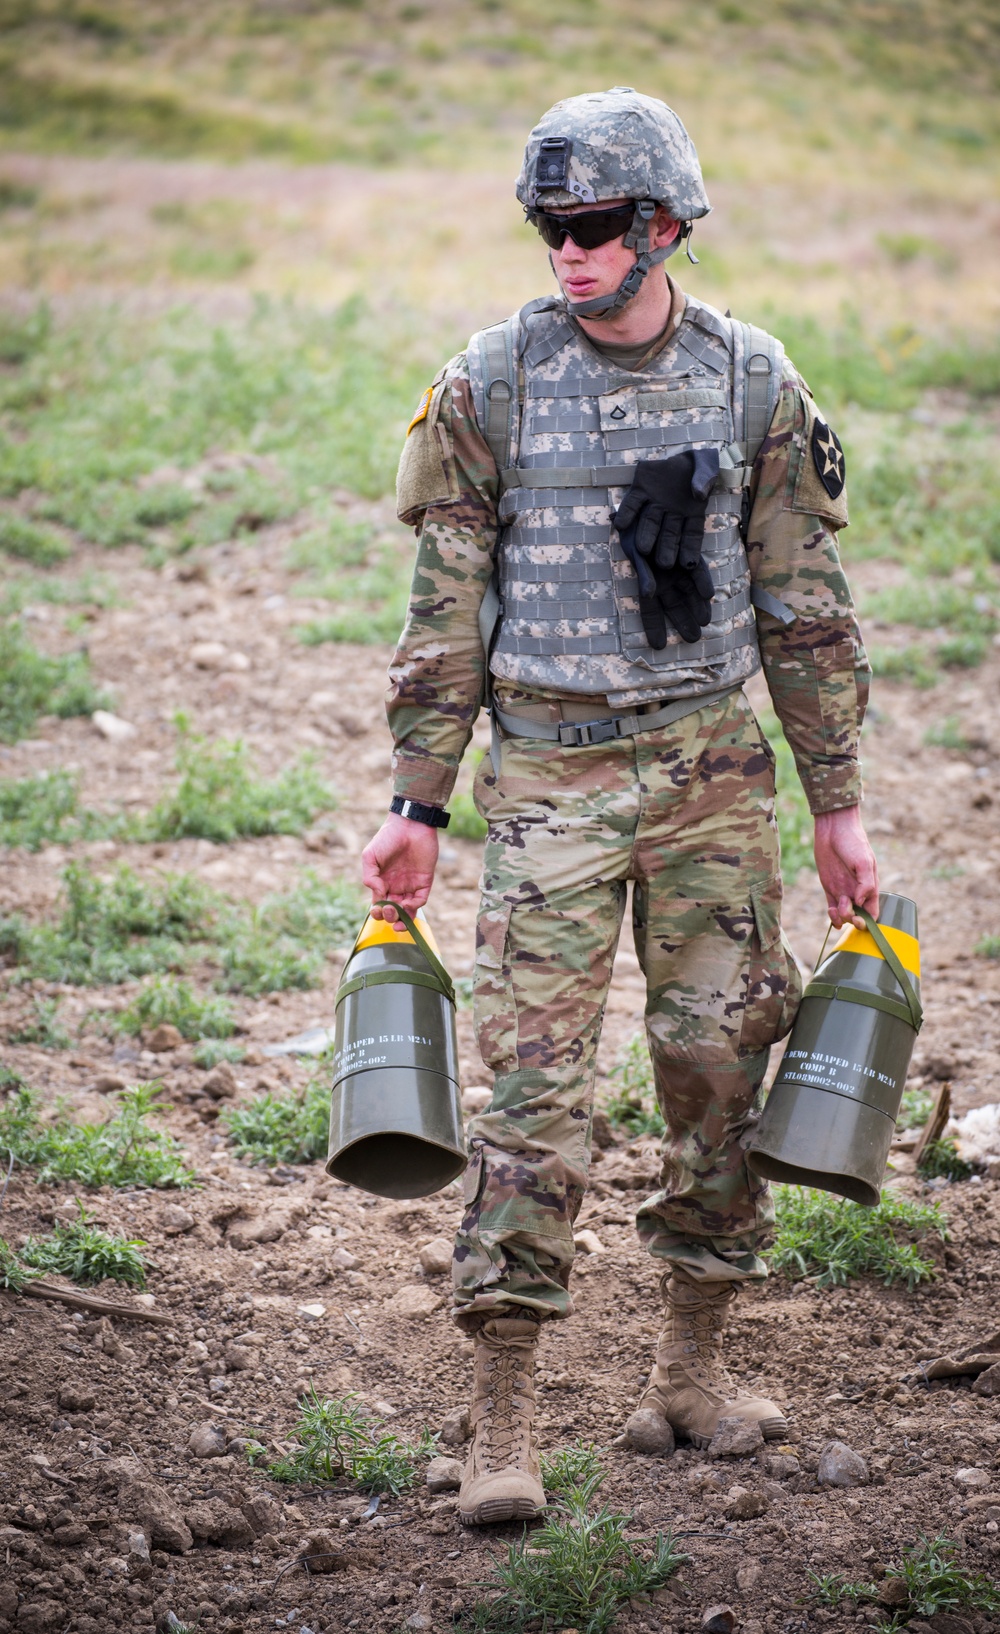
[
  {"x1": 685, "y1": 1415, "x2": 788, "y2": 1451},
  {"x1": 460, "y1": 1497, "x2": 543, "y2": 1527}
]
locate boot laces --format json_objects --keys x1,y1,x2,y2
[{"x1": 481, "y1": 1349, "x2": 530, "y2": 1469}]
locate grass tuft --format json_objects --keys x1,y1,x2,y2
[
  {"x1": 192, "y1": 1039, "x2": 245, "y2": 1069},
  {"x1": 0, "y1": 769, "x2": 120, "y2": 852},
  {"x1": 114, "y1": 975, "x2": 235, "y2": 1041},
  {"x1": 20, "y1": 1203, "x2": 147, "y2": 1287},
  {"x1": 811, "y1": 1534, "x2": 1000, "y2": 1621},
  {"x1": 540, "y1": 1441, "x2": 604, "y2": 1497},
  {"x1": 9, "y1": 996, "x2": 72, "y2": 1049},
  {"x1": 604, "y1": 1033, "x2": 664, "y2": 1139},
  {"x1": 897, "y1": 1084, "x2": 933, "y2": 1131},
  {"x1": 917, "y1": 1139, "x2": 973, "y2": 1182},
  {"x1": 0, "y1": 623, "x2": 109, "y2": 744},
  {"x1": 0, "y1": 1235, "x2": 41, "y2": 1292},
  {"x1": 0, "y1": 1081, "x2": 194, "y2": 1189},
  {"x1": 253, "y1": 1387, "x2": 435, "y2": 1494},
  {"x1": 975, "y1": 933, "x2": 1000, "y2": 959},
  {"x1": 0, "y1": 513, "x2": 71, "y2": 566},
  {"x1": 141, "y1": 716, "x2": 336, "y2": 844},
  {"x1": 770, "y1": 1185, "x2": 946, "y2": 1288},
  {"x1": 469, "y1": 1467, "x2": 687, "y2": 1634},
  {"x1": 222, "y1": 1076, "x2": 329, "y2": 1166}
]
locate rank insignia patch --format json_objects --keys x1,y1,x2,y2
[
  {"x1": 406, "y1": 386, "x2": 433, "y2": 436},
  {"x1": 811, "y1": 418, "x2": 846, "y2": 500}
]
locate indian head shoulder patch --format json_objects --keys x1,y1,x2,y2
[{"x1": 811, "y1": 418, "x2": 846, "y2": 500}]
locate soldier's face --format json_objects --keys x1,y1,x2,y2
[{"x1": 548, "y1": 197, "x2": 680, "y2": 305}]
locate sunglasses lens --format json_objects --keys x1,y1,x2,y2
[{"x1": 531, "y1": 205, "x2": 636, "y2": 251}]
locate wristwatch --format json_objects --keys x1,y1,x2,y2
[{"x1": 390, "y1": 795, "x2": 451, "y2": 830}]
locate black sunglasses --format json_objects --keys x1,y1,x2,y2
[{"x1": 526, "y1": 202, "x2": 637, "y2": 251}]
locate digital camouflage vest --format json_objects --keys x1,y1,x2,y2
[{"x1": 468, "y1": 296, "x2": 784, "y2": 707}]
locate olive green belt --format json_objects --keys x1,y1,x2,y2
[{"x1": 494, "y1": 685, "x2": 741, "y2": 750}]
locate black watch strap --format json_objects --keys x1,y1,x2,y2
[{"x1": 390, "y1": 795, "x2": 450, "y2": 830}]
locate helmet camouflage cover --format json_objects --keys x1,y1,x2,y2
[{"x1": 516, "y1": 86, "x2": 711, "y2": 223}]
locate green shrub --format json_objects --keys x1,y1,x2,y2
[
  {"x1": 9, "y1": 997, "x2": 71, "y2": 1049},
  {"x1": 0, "y1": 1082, "x2": 194, "y2": 1189},
  {"x1": 541, "y1": 1441, "x2": 604, "y2": 1497},
  {"x1": 222, "y1": 1077, "x2": 329, "y2": 1166},
  {"x1": 812, "y1": 1535, "x2": 1000, "y2": 1620},
  {"x1": 0, "y1": 1236, "x2": 41, "y2": 1292},
  {"x1": 257, "y1": 872, "x2": 362, "y2": 950},
  {"x1": 975, "y1": 933, "x2": 1000, "y2": 958},
  {"x1": 255, "y1": 1388, "x2": 435, "y2": 1494},
  {"x1": 21, "y1": 1205, "x2": 147, "y2": 1287},
  {"x1": 923, "y1": 716, "x2": 969, "y2": 751},
  {"x1": 142, "y1": 718, "x2": 336, "y2": 843},
  {"x1": 869, "y1": 643, "x2": 940, "y2": 688},
  {"x1": 770, "y1": 1185, "x2": 946, "y2": 1288},
  {"x1": 897, "y1": 1084, "x2": 933, "y2": 1130},
  {"x1": 0, "y1": 769, "x2": 121, "y2": 851},
  {"x1": 472, "y1": 1469, "x2": 687, "y2": 1634},
  {"x1": 114, "y1": 976, "x2": 235, "y2": 1041},
  {"x1": 192, "y1": 1039, "x2": 245, "y2": 1069},
  {"x1": 0, "y1": 514, "x2": 70, "y2": 566},
  {"x1": 918, "y1": 1138, "x2": 973, "y2": 1182},
  {"x1": 0, "y1": 623, "x2": 108, "y2": 743},
  {"x1": 604, "y1": 1033, "x2": 664, "y2": 1138}
]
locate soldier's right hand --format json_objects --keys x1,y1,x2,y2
[{"x1": 361, "y1": 814, "x2": 439, "y2": 929}]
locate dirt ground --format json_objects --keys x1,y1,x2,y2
[{"x1": 1, "y1": 509, "x2": 1000, "y2": 1634}]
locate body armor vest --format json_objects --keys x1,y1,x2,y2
[{"x1": 468, "y1": 296, "x2": 784, "y2": 708}]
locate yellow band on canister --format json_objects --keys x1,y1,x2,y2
[
  {"x1": 354, "y1": 911, "x2": 442, "y2": 957},
  {"x1": 833, "y1": 922, "x2": 921, "y2": 978}
]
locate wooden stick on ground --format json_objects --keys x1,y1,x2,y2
[{"x1": 15, "y1": 1279, "x2": 173, "y2": 1323}]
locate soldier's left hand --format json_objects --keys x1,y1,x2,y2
[{"x1": 813, "y1": 805, "x2": 879, "y2": 930}]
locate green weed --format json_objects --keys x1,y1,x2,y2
[
  {"x1": 257, "y1": 872, "x2": 362, "y2": 950},
  {"x1": 472, "y1": 1468, "x2": 687, "y2": 1634},
  {"x1": 0, "y1": 623, "x2": 109, "y2": 743},
  {"x1": 222, "y1": 1076, "x2": 329, "y2": 1166},
  {"x1": 604, "y1": 1034, "x2": 664, "y2": 1139},
  {"x1": 923, "y1": 716, "x2": 970, "y2": 750},
  {"x1": 917, "y1": 1138, "x2": 973, "y2": 1182},
  {"x1": 0, "y1": 513, "x2": 70, "y2": 566},
  {"x1": 20, "y1": 1204, "x2": 147, "y2": 1287},
  {"x1": 0, "y1": 861, "x2": 215, "y2": 985},
  {"x1": 256, "y1": 1388, "x2": 434, "y2": 1494},
  {"x1": 868, "y1": 644, "x2": 940, "y2": 688},
  {"x1": 192, "y1": 1039, "x2": 245, "y2": 1069},
  {"x1": 812, "y1": 1535, "x2": 1000, "y2": 1621},
  {"x1": 541, "y1": 1441, "x2": 604, "y2": 1497},
  {"x1": 114, "y1": 975, "x2": 235, "y2": 1041},
  {"x1": 0, "y1": 769, "x2": 120, "y2": 851},
  {"x1": 448, "y1": 750, "x2": 488, "y2": 842},
  {"x1": 756, "y1": 707, "x2": 814, "y2": 881},
  {"x1": 142, "y1": 718, "x2": 336, "y2": 843},
  {"x1": 0, "y1": 1081, "x2": 194, "y2": 1189},
  {"x1": 897, "y1": 1084, "x2": 933, "y2": 1130},
  {"x1": 9, "y1": 997, "x2": 72, "y2": 1049},
  {"x1": 0, "y1": 1236, "x2": 40, "y2": 1292},
  {"x1": 975, "y1": 933, "x2": 1000, "y2": 958},
  {"x1": 218, "y1": 924, "x2": 322, "y2": 995},
  {"x1": 770, "y1": 1185, "x2": 946, "y2": 1288}
]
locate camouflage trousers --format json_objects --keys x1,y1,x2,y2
[{"x1": 452, "y1": 687, "x2": 803, "y2": 1328}]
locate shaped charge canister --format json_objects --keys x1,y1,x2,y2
[
  {"x1": 326, "y1": 905, "x2": 466, "y2": 1200},
  {"x1": 747, "y1": 893, "x2": 922, "y2": 1207}
]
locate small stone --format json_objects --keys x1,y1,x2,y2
[
  {"x1": 160, "y1": 1205, "x2": 195, "y2": 1236},
  {"x1": 701, "y1": 1605, "x2": 736, "y2": 1634},
  {"x1": 708, "y1": 1416, "x2": 764, "y2": 1458},
  {"x1": 953, "y1": 1467, "x2": 990, "y2": 1489},
  {"x1": 736, "y1": 1559, "x2": 762, "y2": 1592},
  {"x1": 185, "y1": 1497, "x2": 254, "y2": 1547},
  {"x1": 187, "y1": 1422, "x2": 227, "y2": 1459},
  {"x1": 227, "y1": 1213, "x2": 285, "y2": 1250},
  {"x1": 439, "y1": 1406, "x2": 472, "y2": 1447},
  {"x1": 461, "y1": 1085, "x2": 492, "y2": 1115},
  {"x1": 331, "y1": 1246, "x2": 359, "y2": 1270},
  {"x1": 0, "y1": 1584, "x2": 15, "y2": 1617},
  {"x1": 926, "y1": 1617, "x2": 975, "y2": 1634},
  {"x1": 624, "y1": 1407, "x2": 675, "y2": 1456},
  {"x1": 973, "y1": 1363, "x2": 1000, "y2": 1397},
  {"x1": 817, "y1": 1439, "x2": 869, "y2": 1489},
  {"x1": 202, "y1": 1061, "x2": 237, "y2": 1100},
  {"x1": 394, "y1": 1284, "x2": 442, "y2": 1318},
  {"x1": 11, "y1": 1601, "x2": 65, "y2": 1633},
  {"x1": 58, "y1": 1384, "x2": 96, "y2": 1413},
  {"x1": 223, "y1": 1343, "x2": 257, "y2": 1372},
  {"x1": 573, "y1": 1228, "x2": 604, "y2": 1255},
  {"x1": 92, "y1": 709, "x2": 135, "y2": 742},
  {"x1": 298, "y1": 1302, "x2": 327, "y2": 1319},
  {"x1": 725, "y1": 1487, "x2": 769, "y2": 1520},
  {"x1": 147, "y1": 1023, "x2": 183, "y2": 1053},
  {"x1": 591, "y1": 1108, "x2": 616, "y2": 1149},
  {"x1": 190, "y1": 640, "x2": 228, "y2": 668},
  {"x1": 127, "y1": 1530, "x2": 150, "y2": 1562},
  {"x1": 52, "y1": 1521, "x2": 89, "y2": 1546},
  {"x1": 405, "y1": 1615, "x2": 433, "y2": 1632},
  {"x1": 418, "y1": 1237, "x2": 453, "y2": 1276},
  {"x1": 299, "y1": 1528, "x2": 347, "y2": 1573},
  {"x1": 92, "y1": 1071, "x2": 127, "y2": 1093},
  {"x1": 763, "y1": 1452, "x2": 800, "y2": 1479},
  {"x1": 425, "y1": 1455, "x2": 463, "y2": 1493},
  {"x1": 877, "y1": 1579, "x2": 909, "y2": 1608}
]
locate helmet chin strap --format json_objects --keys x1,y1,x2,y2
[{"x1": 557, "y1": 200, "x2": 686, "y2": 320}]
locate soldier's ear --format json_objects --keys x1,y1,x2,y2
[{"x1": 652, "y1": 209, "x2": 681, "y2": 251}]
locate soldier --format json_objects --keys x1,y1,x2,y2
[{"x1": 361, "y1": 88, "x2": 878, "y2": 1526}]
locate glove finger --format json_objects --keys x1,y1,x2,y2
[
  {"x1": 611, "y1": 490, "x2": 643, "y2": 532},
  {"x1": 639, "y1": 594, "x2": 667, "y2": 651},
  {"x1": 635, "y1": 505, "x2": 664, "y2": 557},
  {"x1": 654, "y1": 519, "x2": 683, "y2": 569},
  {"x1": 677, "y1": 518, "x2": 706, "y2": 571},
  {"x1": 690, "y1": 558, "x2": 715, "y2": 601},
  {"x1": 633, "y1": 553, "x2": 658, "y2": 598}
]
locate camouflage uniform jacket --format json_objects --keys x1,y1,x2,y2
[{"x1": 388, "y1": 284, "x2": 870, "y2": 817}]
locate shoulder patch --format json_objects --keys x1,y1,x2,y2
[
  {"x1": 406, "y1": 386, "x2": 433, "y2": 436},
  {"x1": 811, "y1": 418, "x2": 846, "y2": 500}
]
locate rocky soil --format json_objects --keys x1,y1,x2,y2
[{"x1": 1, "y1": 527, "x2": 999, "y2": 1634}]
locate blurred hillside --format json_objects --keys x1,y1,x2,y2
[{"x1": 0, "y1": 0, "x2": 997, "y2": 330}]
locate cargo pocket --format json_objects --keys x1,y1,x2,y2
[
  {"x1": 739, "y1": 877, "x2": 803, "y2": 1056},
  {"x1": 473, "y1": 896, "x2": 518, "y2": 1075}
]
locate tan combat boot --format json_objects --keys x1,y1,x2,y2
[
  {"x1": 459, "y1": 1315, "x2": 545, "y2": 1526},
  {"x1": 629, "y1": 1268, "x2": 787, "y2": 1449}
]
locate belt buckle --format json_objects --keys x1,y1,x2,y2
[{"x1": 558, "y1": 715, "x2": 621, "y2": 748}]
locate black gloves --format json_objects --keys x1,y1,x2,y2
[{"x1": 611, "y1": 449, "x2": 720, "y2": 647}]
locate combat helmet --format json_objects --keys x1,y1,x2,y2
[{"x1": 516, "y1": 87, "x2": 711, "y2": 318}]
